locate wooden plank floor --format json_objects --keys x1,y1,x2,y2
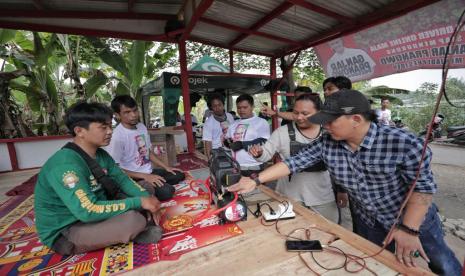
[{"x1": 0, "y1": 169, "x2": 39, "y2": 203}]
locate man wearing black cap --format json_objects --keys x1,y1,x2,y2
[{"x1": 228, "y1": 89, "x2": 462, "y2": 275}]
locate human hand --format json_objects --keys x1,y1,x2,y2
[
  {"x1": 386, "y1": 228, "x2": 429, "y2": 267},
  {"x1": 141, "y1": 197, "x2": 161, "y2": 213},
  {"x1": 151, "y1": 210, "x2": 162, "y2": 225},
  {"x1": 260, "y1": 105, "x2": 276, "y2": 116},
  {"x1": 143, "y1": 174, "x2": 166, "y2": 187},
  {"x1": 336, "y1": 192, "x2": 348, "y2": 208},
  {"x1": 166, "y1": 167, "x2": 183, "y2": 175},
  {"x1": 249, "y1": 144, "x2": 264, "y2": 158},
  {"x1": 227, "y1": 177, "x2": 257, "y2": 194}
]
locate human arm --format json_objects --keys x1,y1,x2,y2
[
  {"x1": 204, "y1": 141, "x2": 212, "y2": 158},
  {"x1": 202, "y1": 118, "x2": 213, "y2": 158},
  {"x1": 250, "y1": 126, "x2": 284, "y2": 162},
  {"x1": 260, "y1": 105, "x2": 295, "y2": 121},
  {"x1": 386, "y1": 140, "x2": 436, "y2": 266},
  {"x1": 227, "y1": 162, "x2": 291, "y2": 194},
  {"x1": 48, "y1": 165, "x2": 147, "y2": 223},
  {"x1": 149, "y1": 151, "x2": 183, "y2": 174}
]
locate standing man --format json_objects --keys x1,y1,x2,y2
[
  {"x1": 377, "y1": 98, "x2": 393, "y2": 126},
  {"x1": 226, "y1": 94, "x2": 270, "y2": 176},
  {"x1": 34, "y1": 102, "x2": 163, "y2": 255},
  {"x1": 228, "y1": 90, "x2": 462, "y2": 275},
  {"x1": 323, "y1": 76, "x2": 352, "y2": 98},
  {"x1": 202, "y1": 93, "x2": 235, "y2": 158},
  {"x1": 106, "y1": 95, "x2": 185, "y2": 201}
]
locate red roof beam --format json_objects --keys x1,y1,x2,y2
[
  {"x1": 229, "y1": 1, "x2": 293, "y2": 46},
  {"x1": 190, "y1": 37, "x2": 274, "y2": 57},
  {"x1": 0, "y1": 10, "x2": 176, "y2": 20},
  {"x1": 0, "y1": 20, "x2": 177, "y2": 43},
  {"x1": 282, "y1": 0, "x2": 440, "y2": 56},
  {"x1": 180, "y1": 0, "x2": 214, "y2": 41},
  {"x1": 286, "y1": 0, "x2": 352, "y2": 24},
  {"x1": 199, "y1": 17, "x2": 302, "y2": 46}
]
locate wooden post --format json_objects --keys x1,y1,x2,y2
[{"x1": 178, "y1": 40, "x2": 195, "y2": 153}]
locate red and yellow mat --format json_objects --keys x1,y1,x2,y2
[{"x1": 0, "y1": 177, "x2": 242, "y2": 275}]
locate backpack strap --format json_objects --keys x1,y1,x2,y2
[
  {"x1": 62, "y1": 142, "x2": 120, "y2": 199},
  {"x1": 287, "y1": 122, "x2": 296, "y2": 142}
]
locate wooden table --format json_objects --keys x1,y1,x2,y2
[{"x1": 127, "y1": 186, "x2": 432, "y2": 275}]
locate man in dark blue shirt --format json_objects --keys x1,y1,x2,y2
[{"x1": 229, "y1": 89, "x2": 462, "y2": 275}]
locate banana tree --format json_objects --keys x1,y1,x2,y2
[
  {"x1": 2, "y1": 31, "x2": 63, "y2": 136},
  {"x1": 86, "y1": 37, "x2": 177, "y2": 103}
]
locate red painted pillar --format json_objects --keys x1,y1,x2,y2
[
  {"x1": 7, "y1": 142, "x2": 19, "y2": 171},
  {"x1": 270, "y1": 57, "x2": 278, "y2": 130},
  {"x1": 178, "y1": 40, "x2": 195, "y2": 153}
]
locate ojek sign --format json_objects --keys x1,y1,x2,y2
[{"x1": 314, "y1": 0, "x2": 465, "y2": 82}]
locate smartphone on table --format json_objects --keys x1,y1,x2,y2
[{"x1": 285, "y1": 240, "x2": 323, "y2": 252}]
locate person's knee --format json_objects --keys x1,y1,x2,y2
[
  {"x1": 119, "y1": 211, "x2": 147, "y2": 242},
  {"x1": 164, "y1": 171, "x2": 185, "y2": 185},
  {"x1": 155, "y1": 184, "x2": 175, "y2": 201}
]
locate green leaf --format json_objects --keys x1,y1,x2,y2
[
  {"x1": 45, "y1": 72, "x2": 58, "y2": 108},
  {"x1": 15, "y1": 31, "x2": 34, "y2": 51},
  {"x1": 128, "y1": 41, "x2": 146, "y2": 90},
  {"x1": 84, "y1": 70, "x2": 108, "y2": 97},
  {"x1": 87, "y1": 37, "x2": 130, "y2": 80},
  {"x1": 0, "y1": 29, "x2": 16, "y2": 44},
  {"x1": 115, "y1": 82, "x2": 130, "y2": 95}
]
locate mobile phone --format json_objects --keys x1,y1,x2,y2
[{"x1": 285, "y1": 240, "x2": 323, "y2": 252}]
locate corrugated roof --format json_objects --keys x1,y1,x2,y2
[{"x1": 0, "y1": 0, "x2": 440, "y2": 57}]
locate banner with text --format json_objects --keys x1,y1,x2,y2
[{"x1": 314, "y1": 0, "x2": 465, "y2": 82}]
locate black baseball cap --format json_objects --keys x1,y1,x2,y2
[{"x1": 308, "y1": 89, "x2": 371, "y2": 124}]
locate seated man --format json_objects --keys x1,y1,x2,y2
[
  {"x1": 106, "y1": 95, "x2": 185, "y2": 201},
  {"x1": 226, "y1": 94, "x2": 270, "y2": 176},
  {"x1": 202, "y1": 93, "x2": 235, "y2": 158},
  {"x1": 34, "y1": 102, "x2": 163, "y2": 255},
  {"x1": 249, "y1": 94, "x2": 338, "y2": 223}
]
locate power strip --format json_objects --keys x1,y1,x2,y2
[{"x1": 263, "y1": 202, "x2": 296, "y2": 222}]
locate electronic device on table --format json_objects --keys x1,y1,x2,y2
[
  {"x1": 209, "y1": 148, "x2": 247, "y2": 223},
  {"x1": 285, "y1": 240, "x2": 323, "y2": 252}
]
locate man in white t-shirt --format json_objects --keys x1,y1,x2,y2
[
  {"x1": 226, "y1": 94, "x2": 270, "y2": 176},
  {"x1": 106, "y1": 95, "x2": 185, "y2": 201},
  {"x1": 202, "y1": 93, "x2": 235, "y2": 158},
  {"x1": 326, "y1": 38, "x2": 376, "y2": 82},
  {"x1": 377, "y1": 98, "x2": 392, "y2": 126}
]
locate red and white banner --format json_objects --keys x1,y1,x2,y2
[{"x1": 314, "y1": 0, "x2": 465, "y2": 82}]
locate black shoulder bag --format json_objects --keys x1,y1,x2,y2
[{"x1": 62, "y1": 142, "x2": 120, "y2": 199}]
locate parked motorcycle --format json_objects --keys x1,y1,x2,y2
[
  {"x1": 419, "y1": 114, "x2": 444, "y2": 140},
  {"x1": 446, "y1": 126, "x2": 465, "y2": 145}
]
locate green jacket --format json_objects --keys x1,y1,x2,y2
[{"x1": 34, "y1": 147, "x2": 149, "y2": 248}]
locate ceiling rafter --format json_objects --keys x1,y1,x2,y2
[
  {"x1": 0, "y1": 10, "x2": 176, "y2": 20},
  {"x1": 199, "y1": 17, "x2": 302, "y2": 46},
  {"x1": 180, "y1": 0, "x2": 214, "y2": 41},
  {"x1": 228, "y1": 1, "x2": 293, "y2": 46},
  {"x1": 286, "y1": 0, "x2": 352, "y2": 24}
]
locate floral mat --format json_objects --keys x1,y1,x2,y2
[{"x1": 0, "y1": 176, "x2": 242, "y2": 275}]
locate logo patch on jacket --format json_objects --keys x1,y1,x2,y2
[{"x1": 63, "y1": 171, "x2": 79, "y2": 189}]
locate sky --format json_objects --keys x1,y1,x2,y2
[{"x1": 370, "y1": 69, "x2": 465, "y2": 91}]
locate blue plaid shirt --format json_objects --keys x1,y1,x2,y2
[{"x1": 283, "y1": 123, "x2": 436, "y2": 229}]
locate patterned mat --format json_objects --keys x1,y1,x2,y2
[{"x1": 0, "y1": 177, "x2": 242, "y2": 275}]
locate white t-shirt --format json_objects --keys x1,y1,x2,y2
[
  {"x1": 105, "y1": 123, "x2": 152, "y2": 174},
  {"x1": 226, "y1": 116, "x2": 270, "y2": 167},
  {"x1": 326, "y1": 48, "x2": 376, "y2": 81},
  {"x1": 377, "y1": 109, "x2": 392, "y2": 126},
  {"x1": 202, "y1": 113, "x2": 235, "y2": 149},
  {"x1": 255, "y1": 123, "x2": 335, "y2": 206}
]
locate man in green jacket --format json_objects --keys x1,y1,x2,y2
[{"x1": 34, "y1": 102, "x2": 162, "y2": 255}]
